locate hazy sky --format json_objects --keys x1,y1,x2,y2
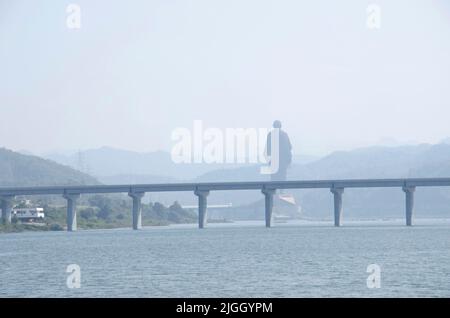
[{"x1": 1, "y1": 0, "x2": 450, "y2": 156}]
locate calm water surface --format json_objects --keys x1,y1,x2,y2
[{"x1": 1, "y1": 219, "x2": 449, "y2": 297}]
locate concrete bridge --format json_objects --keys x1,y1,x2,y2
[{"x1": 1, "y1": 178, "x2": 450, "y2": 231}]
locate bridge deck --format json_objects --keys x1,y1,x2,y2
[
  {"x1": 1, "y1": 177, "x2": 450, "y2": 196},
  {"x1": 1, "y1": 178, "x2": 449, "y2": 230}
]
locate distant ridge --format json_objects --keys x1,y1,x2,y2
[
  {"x1": 16, "y1": 142, "x2": 450, "y2": 218},
  {"x1": 45, "y1": 146, "x2": 248, "y2": 180}
]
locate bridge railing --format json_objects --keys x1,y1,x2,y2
[{"x1": 2, "y1": 177, "x2": 450, "y2": 231}]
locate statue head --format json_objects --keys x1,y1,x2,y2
[{"x1": 273, "y1": 120, "x2": 282, "y2": 129}]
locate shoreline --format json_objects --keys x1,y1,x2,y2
[{"x1": 2, "y1": 217, "x2": 450, "y2": 235}]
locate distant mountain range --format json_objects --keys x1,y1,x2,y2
[
  {"x1": 5, "y1": 142, "x2": 450, "y2": 219},
  {"x1": 190, "y1": 143, "x2": 450, "y2": 218},
  {"x1": 190, "y1": 143, "x2": 450, "y2": 182},
  {"x1": 44, "y1": 146, "x2": 320, "y2": 182},
  {"x1": 45, "y1": 146, "x2": 248, "y2": 181}
]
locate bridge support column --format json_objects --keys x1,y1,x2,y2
[
  {"x1": 262, "y1": 188, "x2": 276, "y2": 228},
  {"x1": 331, "y1": 188, "x2": 344, "y2": 227},
  {"x1": 1, "y1": 195, "x2": 15, "y2": 224},
  {"x1": 195, "y1": 190, "x2": 209, "y2": 229},
  {"x1": 129, "y1": 192, "x2": 145, "y2": 230},
  {"x1": 63, "y1": 193, "x2": 80, "y2": 232},
  {"x1": 403, "y1": 186, "x2": 415, "y2": 226}
]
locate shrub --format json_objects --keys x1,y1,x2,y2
[{"x1": 49, "y1": 223, "x2": 64, "y2": 231}]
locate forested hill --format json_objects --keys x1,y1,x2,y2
[{"x1": 0, "y1": 148, "x2": 99, "y2": 187}]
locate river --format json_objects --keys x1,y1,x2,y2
[{"x1": 1, "y1": 219, "x2": 449, "y2": 297}]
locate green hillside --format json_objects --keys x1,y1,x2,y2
[
  {"x1": 0, "y1": 148, "x2": 197, "y2": 233},
  {"x1": 0, "y1": 147, "x2": 99, "y2": 187}
]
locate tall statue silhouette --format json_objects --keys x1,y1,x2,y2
[{"x1": 266, "y1": 120, "x2": 292, "y2": 181}]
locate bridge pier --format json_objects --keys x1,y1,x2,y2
[
  {"x1": 262, "y1": 188, "x2": 275, "y2": 228},
  {"x1": 403, "y1": 186, "x2": 415, "y2": 226},
  {"x1": 331, "y1": 187, "x2": 344, "y2": 227},
  {"x1": 129, "y1": 192, "x2": 145, "y2": 230},
  {"x1": 195, "y1": 189, "x2": 209, "y2": 229},
  {"x1": 63, "y1": 193, "x2": 80, "y2": 231},
  {"x1": 1, "y1": 195, "x2": 15, "y2": 224}
]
